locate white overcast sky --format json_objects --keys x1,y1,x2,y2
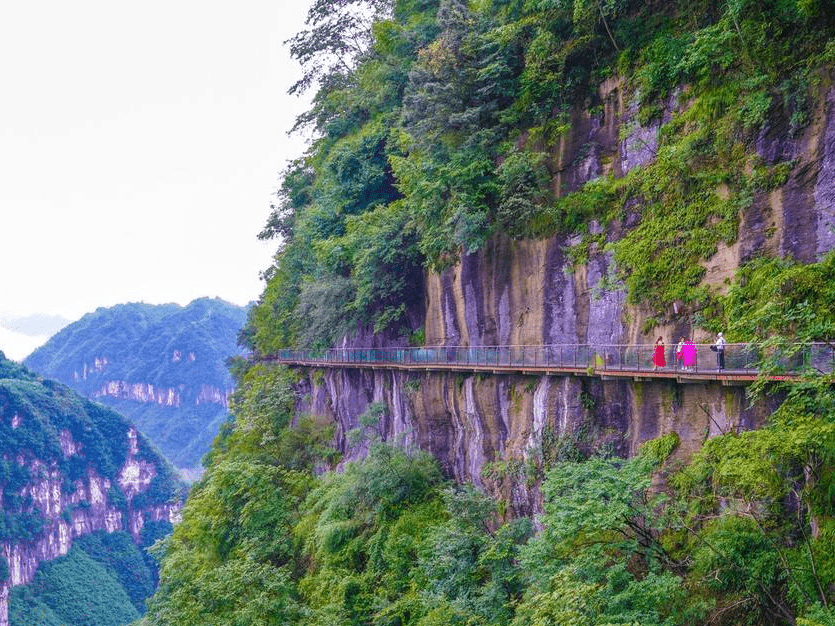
[{"x1": 0, "y1": 0, "x2": 313, "y2": 359}]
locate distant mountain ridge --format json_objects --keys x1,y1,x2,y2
[
  {"x1": 0, "y1": 314, "x2": 70, "y2": 338},
  {"x1": 24, "y1": 298, "x2": 248, "y2": 477},
  {"x1": 0, "y1": 314, "x2": 71, "y2": 362}
]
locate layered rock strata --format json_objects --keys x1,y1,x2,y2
[{"x1": 0, "y1": 427, "x2": 180, "y2": 626}]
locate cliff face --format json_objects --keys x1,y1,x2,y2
[
  {"x1": 0, "y1": 427, "x2": 180, "y2": 626},
  {"x1": 296, "y1": 72, "x2": 835, "y2": 512},
  {"x1": 300, "y1": 364, "x2": 776, "y2": 516},
  {"x1": 87, "y1": 373, "x2": 231, "y2": 410},
  {"x1": 72, "y1": 351, "x2": 232, "y2": 410},
  {"x1": 0, "y1": 357, "x2": 184, "y2": 626}
]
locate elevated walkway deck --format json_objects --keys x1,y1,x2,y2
[{"x1": 263, "y1": 343, "x2": 832, "y2": 384}]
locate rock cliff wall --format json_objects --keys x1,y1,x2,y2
[
  {"x1": 73, "y1": 354, "x2": 232, "y2": 409},
  {"x1": 299, "y1": 366, "x2": 777, "y2": 516},
  {"x1": 89, "y1": 378, "x2": 232, "y2": 409},
  {"x1": 296, "y1": 73, "x2": 835, "y2": 513},
  {"x1": 0, "y1": 427, "x2": 181, "y2": 626}
]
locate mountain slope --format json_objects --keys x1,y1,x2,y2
[
  {"x1": 0, "y1": 353, "x2": 184, "y2": 626},
  {"x1": 24, "y1": 298, "x2": 247, "y2": 476}
]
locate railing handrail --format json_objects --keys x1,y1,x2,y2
[
  {"x1": 273, "y1": 341, "x2": 827, "y2": 349},
  {"x1": 263, "y1": 342, "x2": 834, "y2": 378}
]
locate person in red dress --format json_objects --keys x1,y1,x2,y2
[{"x1": 652, "y1": 336, "x2": 666, "y2": 370}]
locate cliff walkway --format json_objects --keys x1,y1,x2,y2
[{"x1": 265, "y1": 343, "x2": 834, "y2": 385}]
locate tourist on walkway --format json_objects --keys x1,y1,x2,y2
[
  {"x1": 683, "y1": 338, "x2": 697, "y2": 370},
  {"x1": 652, "y1": 336, "x2": 666, "y2": 370},
  {"x1": 715, "y1": 332, "x2": 727, "y2": 370},
  {"x1": 675, "y1": 337, "x2": 685, "y2": 370}
]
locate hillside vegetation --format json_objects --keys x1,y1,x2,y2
[
  {"x1": 10, "y1": 529, "x2": 170, "y2": 626},
  {"x1": 0, "y1": 354, "x2": 183, "y2": 624},
  {"x1": 143, "y1": 1, "x2": 835, "y2": 625},
  {"x1": 244, "y1": 0, "x2": 834, "y2": 351}
]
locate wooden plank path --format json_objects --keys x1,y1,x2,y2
[{"x1": 262, "y1": 343, "x2": 832, "y2": 385}]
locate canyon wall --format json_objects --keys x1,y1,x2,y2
[
  {"x1": 298, "y1": 358, "x2": 778, "y2": 516},
  {"x1": 73, "y1": 353, "x2": 232, "y2": 410},
  {"x1": 295, "y1": 72, "x2": 835, "y2": 512},
  {"x1": 0, "y1": 426, "x2": 181, "y2": 626}
]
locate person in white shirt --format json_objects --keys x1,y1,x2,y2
[{"x1": 715, "y1": 332, "x2": 727, "y2": 370}]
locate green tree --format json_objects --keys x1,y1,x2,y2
[
  {"x1": 418, "y1": 485, "x2": 531, "y2": 624},
  {"x1": 515, "y1": 437, "x2": 699, "y2": 626},
  {"x1": 286, "y1": 0, "x2": 395, "y2": 97},
  {"x1": 147, "y1": 459, "x2": 308, "y2": 625},
  {"x1": 293, "y1": 443, "x2": 445, "y2": 626},
  {"x1": 672, "y1": 413, "x2": 835, "y2": 623}
]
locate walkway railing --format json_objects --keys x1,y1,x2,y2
[{"x1": 265, "y1": 342, "x2": 835, "y2": 379}]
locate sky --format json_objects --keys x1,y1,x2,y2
[{"x1": 0, "y1": 0, "x2": 314, "y2": 360}]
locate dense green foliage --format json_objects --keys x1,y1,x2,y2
[
  {"x1": 244, "y1": 0, "x2": 835, "y2": 352},
  {"x1": 73, "y1": 530, "x2": 159, "y2": 612},
  {"x1": 145, "y1": 363, "x2": 313, "y2": 625},
  {"x1": 10, "y1": 545, "x2": 140, "y2": 626},
  {"x1": 24, "y1": 298, "x2": 247, "y2": 471},
  {"x1": 10, "y1": 529, "x2": 172, "y2": 625},
  {"x1": 144, "y1": 0, "x2": 835, "y2": 625}
]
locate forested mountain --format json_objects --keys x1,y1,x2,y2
[
  {"x1": 142, "y1": 1, "x2": 835, "y2": 625},
  {"x1": 0, "y1": 354, "x2": 184, "y2": 626},
  {"x1": 25, "y1": 298, "x2": 247, "y2": 478}
]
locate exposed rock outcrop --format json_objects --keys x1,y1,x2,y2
[
  {"x1": 89, "y1": 380, "x2": 232, "y2": 409},
  {"x1": 0, "y1": 425, "x2": 181, "y2": 626}
]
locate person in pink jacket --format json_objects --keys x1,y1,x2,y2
[{"x1": 682, "y1": 338, "x2": 697, "y2": 370}]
